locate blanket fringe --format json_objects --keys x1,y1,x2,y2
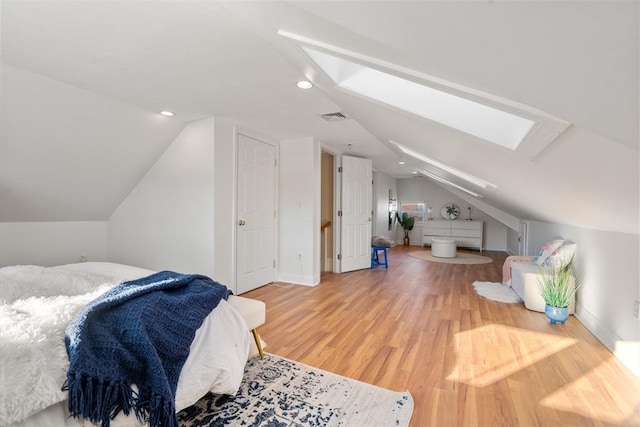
[
  {"x1": 64, "y1": 373, "x2": 176, "y2": 427},
  {"x1": 147, "y1": 394, "x2": 178, "y2": 427}
]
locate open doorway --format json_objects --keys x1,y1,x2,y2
[{"x1": 320, "y1": 151, "x2": 334, "y2": 273}]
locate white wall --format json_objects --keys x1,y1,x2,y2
[
  {"x1": 397, "y1": 177, "x2": 507, "y2": 250},
  {"x1": 108, "y1": 118, "x2": 216, "y2": 278},
  {"x1": 278, "y1": 137, "x2": 320, "y2": 285},
  {"x1": 527, "y1": 220, "x2": 639, "y2": 375},
  {"x1": 0, "y1": 64, "x2": 184, "y2": 223},
  {"x1": 213, "y1": 121, "x2": 237, "y2": 289},
  {"x1": 0, "y1": 221, "x2": 107, "y2": 267},
  {"x1": 373, "y1": 171, "x2": 398, "y2": 241}
]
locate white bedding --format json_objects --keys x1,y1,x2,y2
[{"x1": 0, "y1": 262, "x2": 250, "y2": 427}]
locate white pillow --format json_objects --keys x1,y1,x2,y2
[
  {"x1": 372, "y1": 235, "x2": 395, "y2": 248},
  {"x1": 535, "y1": 239, "x2": 565, "y2": 266},
  {"x1": 547, "y1": 241, "x2": 577, "y2": 268}
]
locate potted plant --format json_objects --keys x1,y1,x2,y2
[
  {"x1": 396, "y1": 212, "x2": 415, "y2": 246},
  {"x1": 537, "y1": 260, "x2": 579, "y2": 324}
]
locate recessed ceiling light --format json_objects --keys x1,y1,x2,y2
[
  {"x1": 160, "y1": 111, "x2": 175, "y2": 117},
  {"x1": 398, "y1": 161, "x2": 405, "y2": 165},
  {"x1": 296, "y1": 80, "x2": 313, "y2": 89}
]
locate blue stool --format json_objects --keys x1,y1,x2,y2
[{"x1": 371, "y1": 245, "x2": 389, "y2": 268}]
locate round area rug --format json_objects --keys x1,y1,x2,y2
[{"x1": 409, "y1": 250, "x2": 493, "y2": 265}]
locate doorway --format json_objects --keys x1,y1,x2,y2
[
  {"x1": 518, "y1": 220, "x2": 529, "y2": 256},
  {"x1": 338, "y1": 155, "x2": 373, "y2": 272},
  {"x1": 320, "y1": 151, "x2": 334, "y2": 273},
  {"x1": 236, "y1": 134, "x2": 276, "y2": 294}
]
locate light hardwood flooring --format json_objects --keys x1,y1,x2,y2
[{"x1": 243, "y1": 246, "x2": 640, "y2": 426}]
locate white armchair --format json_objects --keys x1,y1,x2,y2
[
  {"x1": 509, "y1": 239, "x2": 577, "y2": 313},
  {"x1": 511, "y1": 262, "x2": 576, "y2": 313}
]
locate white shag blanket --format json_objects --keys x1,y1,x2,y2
[
  {"x1": 472, "y1": 281, "x2": 523, "y2": 304},
  {"x1": 0, "y1": 265, "x2": 119, "y2": 426}
]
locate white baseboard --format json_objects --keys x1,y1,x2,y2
[
  {"x1": 277, "y1": 273, "x2": 319, "y2": 287},
  {"x1": 575, "y1": 307, "x2": 639, "y2": 377}
]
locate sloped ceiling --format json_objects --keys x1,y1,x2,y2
[{"x1": 1, "y1": 1, "x2": 638, "y2": 234}]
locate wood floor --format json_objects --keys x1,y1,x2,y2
[{"x1": 243, "y1": 246, "x2": 640, "y2": 426}]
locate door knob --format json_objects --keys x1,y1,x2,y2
[{"x1": 238, "y1": 220, "x2": 246, "y2": 226}]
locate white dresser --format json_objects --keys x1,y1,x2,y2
[{"x1": 422, "y1": 220, "x2": 483, "y2": 252}]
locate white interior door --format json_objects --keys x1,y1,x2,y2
[
  {"x1": 339, "y1": 155, "x2": 372, "y2": 272},
  {"x1": 236, "y1": 134, "x2": 276, "y2": 294},
  {"x1": 518, "y1": 220, "x2": 529, "y2": 256}
]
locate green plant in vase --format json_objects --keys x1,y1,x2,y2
[
  {"x1": 396, "y1": 212, "x2": 415, "y2": 245},
  {"x1": 538, "y1": 260, "x2": 579, "y2": 324}
]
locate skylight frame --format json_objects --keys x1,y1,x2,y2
[
  {"x1": 304, "y1": 48, "x2": 534, "y2": 150},
  {"x1": 417, "y1": 169, "x2": 483, "y2": 198},
  {"x1": 390, "y1": 140, "x2": 496, "y2": 190},
  {"x1": 278, "y1": 30, "x2": 570, "y2": 159}
]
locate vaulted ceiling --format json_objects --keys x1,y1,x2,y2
[{"x1": 1, "y1": 1, "x2": 637, "y2": 234}]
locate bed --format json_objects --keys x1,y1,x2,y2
[{"x1": 0, "y1": 262, "x2": 253, "y2": 427}]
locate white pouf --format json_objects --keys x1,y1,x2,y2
[
  {"x1": 431, "y1": 238, "x2": 457, "y2": 258},
  {"x1": 227, "y1": 295, "x2": 266, "y2": 358}
]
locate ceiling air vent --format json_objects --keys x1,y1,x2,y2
[{"x1": 320, "y1": 111, "x2": 350, "y2": 122}]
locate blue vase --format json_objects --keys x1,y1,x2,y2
[{"x1": 545, "y1": 304, "x2": 569, "y2": 324}]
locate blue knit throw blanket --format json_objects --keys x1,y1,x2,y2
[{"x1": 64, "y1": 271, "x2": 231, "y2": 427}]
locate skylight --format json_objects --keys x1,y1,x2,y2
[
  {"x1": 304, "y1": 48, "x2": 533, "y2": 149},
  {"x1": 391, "y1": 140, "x2": 496, "y2": 190},
  {"x1": 417, "y1": 169, "x2": 483, "y2": 198},
  {"x1": 277, "y1": 30, "x2": 570, "y2": 159}
]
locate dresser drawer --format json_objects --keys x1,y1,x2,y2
[
  {"x1": 451, "y1": 220, "x2": 482, "y2": 230},
  {"x1": 451, "y1": 229, "x2": 482, "y2": 238},
  {"x1": 423, "y1": 229, "x2": 451, "y2": 237},
  {"x1": 423, "y1": 221, "x2": 451, "y2": 231},
  {"x1": 454, "y1": 237, "x2": 482, "y2": 248}
]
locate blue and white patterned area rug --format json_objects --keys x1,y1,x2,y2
[{"x1": 178, "y1": 353, "x2": 413, "y2": 426}]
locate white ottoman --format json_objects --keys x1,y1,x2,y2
[
  {"x1": 227, "y1": 295, "x2": 266, "y2": 358},
  {"x1": 431, "y1": 238, "x2": 457, "y2": 258}
]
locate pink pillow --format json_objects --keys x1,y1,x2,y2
[{"x1": 535, "y1": 239, "x2": 565, "y2": 266}]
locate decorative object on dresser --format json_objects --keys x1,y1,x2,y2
[
  {"x1": 441, "y1": 203, "x2": 460, "y2": 220},
  {"x1": 423, "y1": 219, "x2": 483, "y2": 252}
]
